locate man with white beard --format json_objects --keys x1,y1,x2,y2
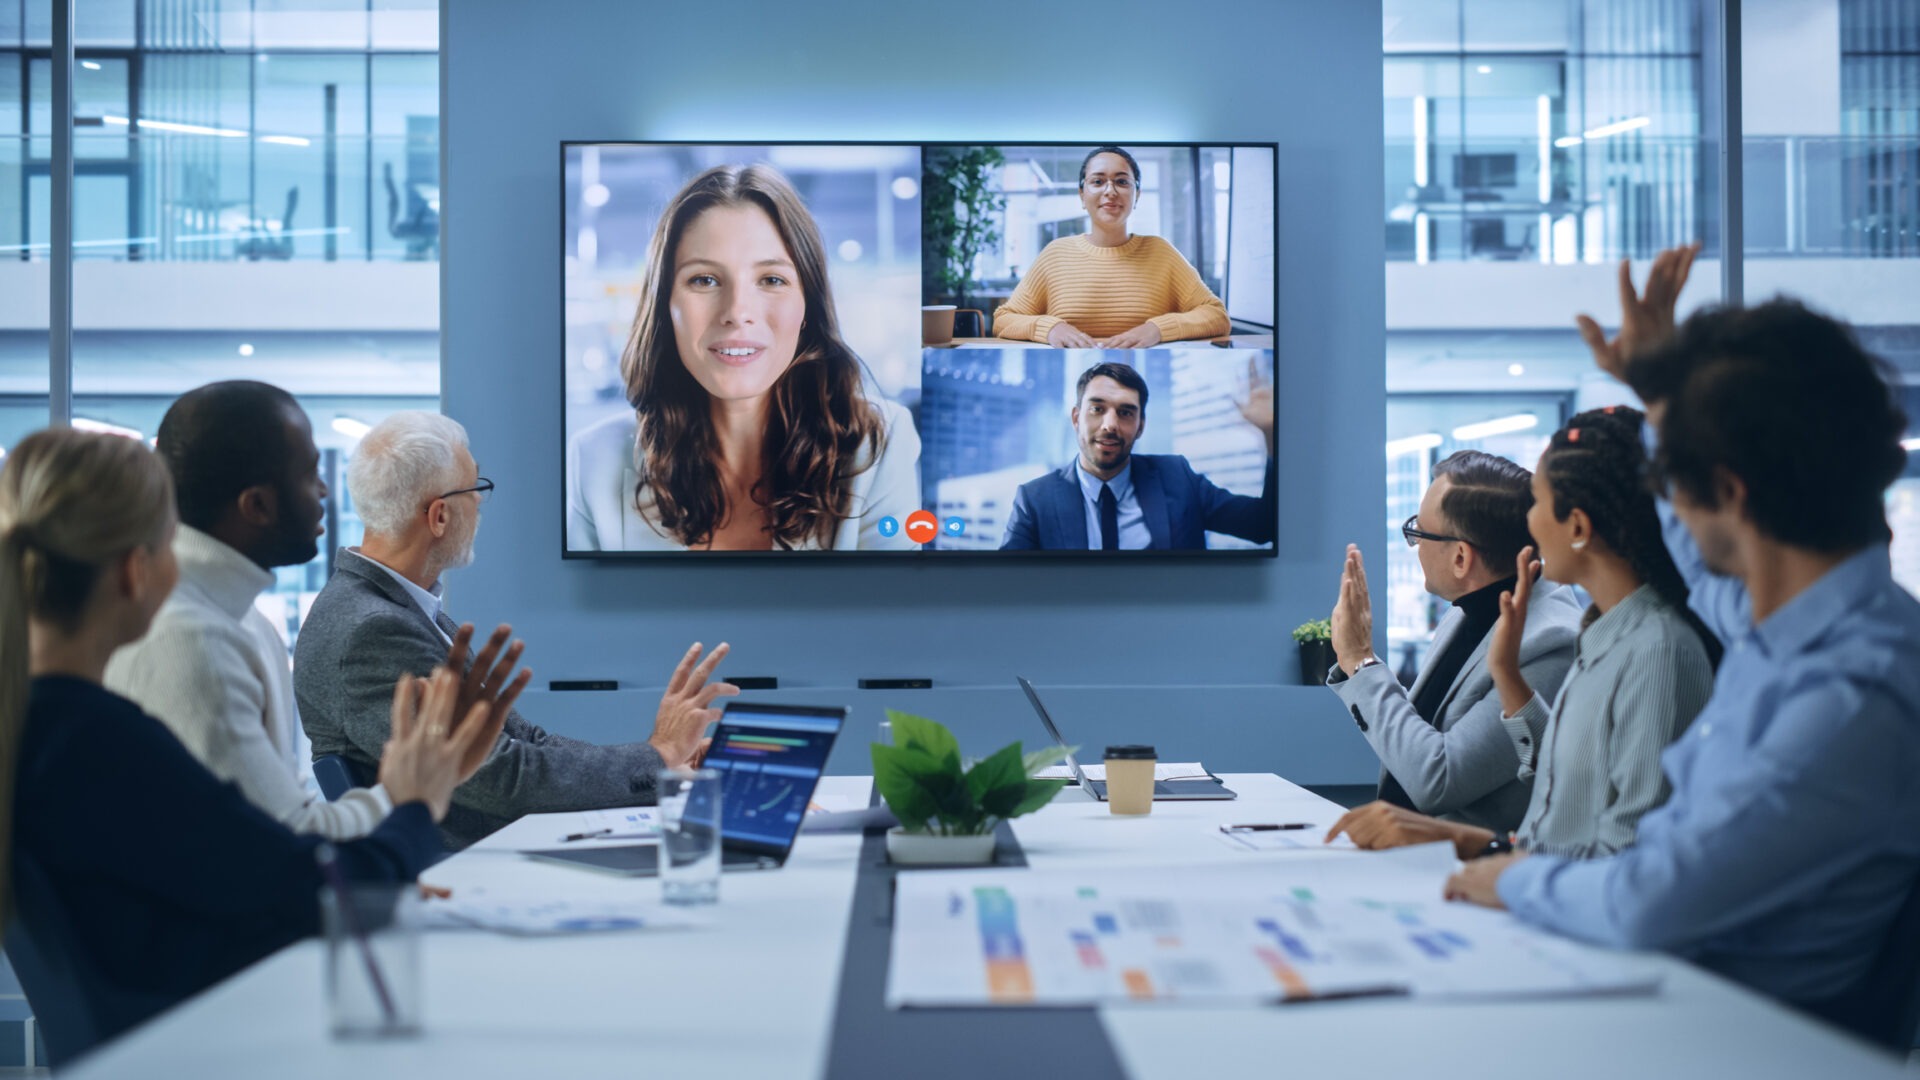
[{"x1": 294, "y1": 411, "x2": 736, "y2": 849}]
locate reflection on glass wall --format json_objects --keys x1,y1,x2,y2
[
  {"x1": 1386, "y1": 0, "x2": 1708, "y2": 265},
  {"x1": 1385, "y1": 0, "x2": 1920, "y2": 654},
  {"x1": 2, "y1": 1, "x2": 441, "y2": 650},
  {"x1": 1383, "y1": 0, "x2": 1722, "y2": 654}
]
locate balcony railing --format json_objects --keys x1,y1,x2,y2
[
  {"x1": 1387, "y1": 135, "x2": 1920, "y2": 262},
  {"x1": 0, "y1": 131, "x2": 440, "y2": 263}
]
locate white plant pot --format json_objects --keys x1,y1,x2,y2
[{"x1": 885, "y1": 827, "x2": 997, "y2": 866}]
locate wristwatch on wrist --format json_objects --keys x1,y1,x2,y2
[
  {"x1": 1351, "y1": 655, "x2": 1383, "y2": 676},
  {"x1": 1475, "y1": 835, "x2": 1516, "y2": 860}
]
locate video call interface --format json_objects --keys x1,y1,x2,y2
[
  {"x1": 562, "y1": 142, "x2": 1278, "y2": 557},
  {"x1": 695, "y1": 709, "x2": 841, "y2": 851}
]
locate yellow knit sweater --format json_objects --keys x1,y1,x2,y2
[{"x1": 991, "y1": 234, "x2": 1231, "y2": 343}]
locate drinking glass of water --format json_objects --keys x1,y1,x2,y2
[{"x1": 657, "y1": 767, "x2": 722, "y2": 905}]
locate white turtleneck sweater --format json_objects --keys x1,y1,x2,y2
[{"x1": 105, "y1": 525, "x2": 393, "y2": 840}]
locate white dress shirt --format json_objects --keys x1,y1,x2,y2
[
  {"x1": 1075, "y1": 459, "x2": 1150, "y2": 550},
  {"x1": 106, "y1": 525, "x2": 393, "y2": 840}
]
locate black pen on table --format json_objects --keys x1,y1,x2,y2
[
  {"x1": 1221, "y1": 823, "x2": 1314, "y2": 832},
  {"x1": 562, "y1": 827, "x2": 613, "y2": 842}
]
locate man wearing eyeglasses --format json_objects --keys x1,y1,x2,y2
[
  {"x1": 296, "y1": 411, "x2": 735, "y2": 850},
  {"x1": 1323, "y1": 452, "x2": 1583, "y2": 838}
]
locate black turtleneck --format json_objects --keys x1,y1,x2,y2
[{"x1": 1379, "y1": 575, "x2": 1517, "y2": 810}]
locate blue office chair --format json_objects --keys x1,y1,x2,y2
[
  {"x1": 1805, "y1": 867, "x2": 1920, "y2": 1053},
  {"x1": 313, "y1": 754, "x2": 355, "y2": 802},
  {"x1": 6, "y1": 854, "x2": 105, "y2": 1067}
]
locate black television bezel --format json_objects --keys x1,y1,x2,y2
[{"x1": 557, "y1": 139, "x2": 1281, "y2": 562}]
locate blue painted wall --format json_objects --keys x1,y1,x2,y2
[{"x1": 442, "y1": 0, "x2": 1387, "y2": 783}]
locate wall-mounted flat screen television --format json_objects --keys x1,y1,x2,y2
[{"x1": 562, "y1": 141, "x2": 1277, "y2": 558}]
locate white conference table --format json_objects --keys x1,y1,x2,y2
[{"x1": 67, "y1": 774, "x2": 1904, "y2": 1079}]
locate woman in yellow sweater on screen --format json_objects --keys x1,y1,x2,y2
[{"x1": 992, "y1": 145, "x2": 1231, "y2": 347}]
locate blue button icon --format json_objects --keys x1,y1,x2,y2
[
  {"x1": 943, "y1": 516, "x2": 966, "y2": 536},
  {"x1": 877, "y1": 516, "x2": 900, "y2": 538}
]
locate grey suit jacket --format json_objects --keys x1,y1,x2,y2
[
  {"x1": 1327, "y1": 581, "x2": 1584, "y2": 834},
  {"x1": 295, "y1": 552, "x2": 664, "y2": 850}
]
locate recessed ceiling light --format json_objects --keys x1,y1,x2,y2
[
  {"x1": 1508, "y1": 363, "x2": 1526, "y2": 376},
  {"x1": 238, "y1": 343, "x2": 254, "y2": 357},
  {"x1": 1477, "y1": 65, "x2": 1492, "y2": 74},
  {"x1": 81, "y1": 60, "x2": 101, "y2": 71}
]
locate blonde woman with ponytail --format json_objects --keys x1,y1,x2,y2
[{"x1": 1, "y1": 429, "x2": 504, "y2": 1063}]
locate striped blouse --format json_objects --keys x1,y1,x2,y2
[
  {"x1": 991, "y1": 234, "x2": 1230, "y2": 343},
  {"x1": 1500, "y1": 584, "x2": 1715, "y2": 858}
]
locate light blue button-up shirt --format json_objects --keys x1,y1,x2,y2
[
  {"x1": 1075, "y1": 460, "x2": 1150, "y2": 551},
  {"x1": 1497, "y1": 500, "x2": 1920, "y2": 1004}
]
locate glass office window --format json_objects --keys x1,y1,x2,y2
[
  {"x1": 372, "y1": 0, "x2": 436, "y2": 50},
  {"x1": 1741, "y1": 0, "x2": 1920, "y2": 595},
  {"x1": 0, "y1": 46, "x2": 46, "y2": 455},
  {"x1": 60, "y1": 0, "x2": 440, "y2": 649},
  {"x1": 252, "y1": 0, "x2": 369, "y2": 50},
  {"x1": 28, "y1": 0, "x2": 136, "y2": 47},
  {"x1": 1384, "y1": 0, "x2": 1721, "y2": 652}
]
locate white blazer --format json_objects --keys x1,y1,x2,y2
[{"x1": 566, "y1": 396, "x2": 922, "y2": 551}]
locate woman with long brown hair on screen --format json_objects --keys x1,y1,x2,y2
[
  {"x1": 566, "y1": 163, "x2": 920, "y2": 551},
  {"x1": 0, "y1": 428, "x2": 500, "y2": 1061},
  {"x1": 992, "y1": 145, "x2": 1230, "y2": 348}
]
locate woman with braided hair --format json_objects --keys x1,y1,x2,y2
[{"x1": 1327, "y1": 406, "x2": 1717, "y2": 861}]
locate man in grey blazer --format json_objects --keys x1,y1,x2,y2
[
  {"x1": 1326, "y1": 451, "x2": 1582, "y2": 839},
  {"x1": 296, "y1": 412, "x2": 735, "y2": 849}
]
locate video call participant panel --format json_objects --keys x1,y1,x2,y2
[
  {"x1": 562, "y1": 143, "x2": 925, "y2": 554},
  {"x1": 916, "y1": 349, "x2": 1276, "y2": 553},
  {"x1": 919, "y1": 143, "x2": 1276, "y2": 349}
]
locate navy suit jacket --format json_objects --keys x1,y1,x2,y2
[{"x1": 999, "y1": 454, "x2": 1276, "y2": 550}]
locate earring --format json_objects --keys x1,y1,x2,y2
[{"x1": 1570, "y1": 539, "x2": 1587, "y2": 551}]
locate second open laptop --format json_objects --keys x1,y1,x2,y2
[
  {"x1": 1016, "y1": 676, "x2": 1236, "y2": 801},
  {"x1": 521, "y1": 703, "x2": 847, "y2": 876}
]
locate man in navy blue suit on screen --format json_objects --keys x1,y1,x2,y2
[{"x1": 1000, "y1": 360, "x2": 1276, "y2": 551}]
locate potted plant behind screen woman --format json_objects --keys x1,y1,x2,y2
[{"x1": 921, "y1": 146, "x2": 1006, "y2": 323}]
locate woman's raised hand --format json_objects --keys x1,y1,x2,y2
[
  {"x1": 1488, "y1": 546, "x2": 1540, "y2": 717},
  {"x1": 376, "y1": 667, "x2": 504, "y2": 822}
]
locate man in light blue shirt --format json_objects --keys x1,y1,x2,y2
[{"x1": 1446, "y1": 249, "x2": 1920, "y2": 1015}]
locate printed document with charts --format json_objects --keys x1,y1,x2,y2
[{"x1": 886, "y1": 845, "x2": 1659, "y2": 1007}]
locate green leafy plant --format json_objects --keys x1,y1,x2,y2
[
  {"x1": 921, "y1": 146, "x2": 1006, "y2": 313},
  {"x1": 1291, "y1": 618, "x2": 1333, "y2": 644},
  {"x1": 871, "y1": 710, "x2": 1068, "y2": 836}
]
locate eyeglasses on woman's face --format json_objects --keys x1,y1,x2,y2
[
  {"x1": 1401, "y1": 513, "x2": 1465, "y2": 548},
  {"x1": 1081, "y1": 175, "x2": 1135, "y2": 193}
]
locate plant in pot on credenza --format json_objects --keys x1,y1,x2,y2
[
  {"x1": 1292, "y1": 618, "x2": 1337, "y2": 686},
  {"x1": 872, "y1": 710, "x2": 1067, "y2": 866}
]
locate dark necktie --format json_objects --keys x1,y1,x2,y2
[{"x1": 1099, "y1": 483, "x2": 1120, "y2": 551}]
